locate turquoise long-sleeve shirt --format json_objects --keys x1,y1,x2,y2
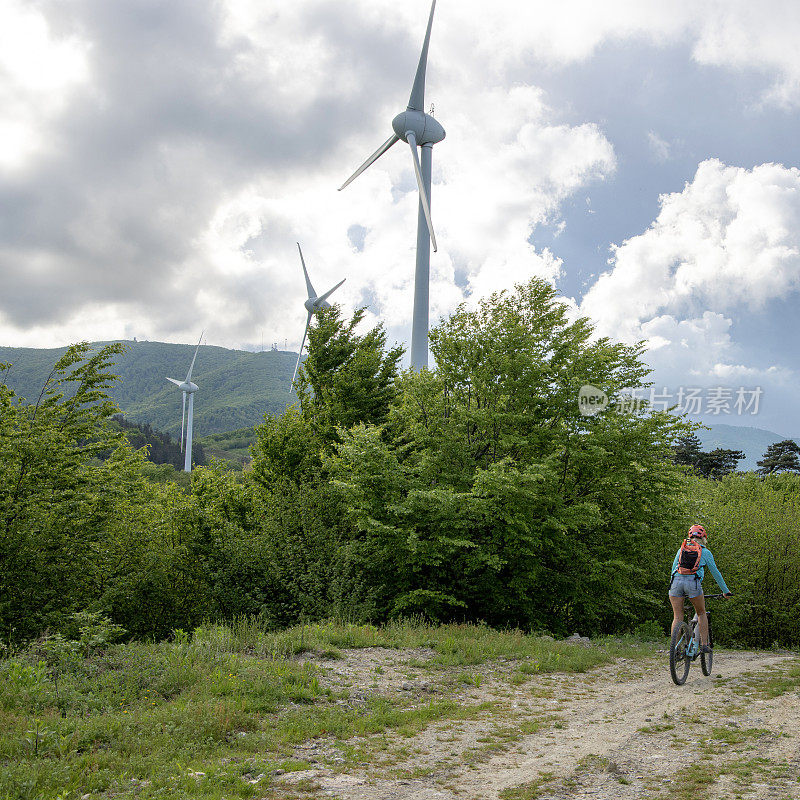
[{"x1": 671, "y1": 543, "x2": 731, "y2": 594}]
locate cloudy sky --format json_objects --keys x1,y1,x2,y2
[{"x1": 2, "y1": 0, "x2": 800, "y2": 434}]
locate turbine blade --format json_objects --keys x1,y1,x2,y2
[
  {"x1": 166, "y1": 377, "x2": 182, "y2": 386},
  {"x1": 405, "y1": 131, "x2": 437, "y2": 252},
  {"x1": 291, "y1": 313, "x2": 312, "y2": 389},
  {"x1": 185, "y1": 330, "x2": 204, "y2": 382},
  {"x1": 180, "y1": 392, "x2": 186, "y2": 452},
  {"x1": 297, "y1": 242, "x2": 317, "y2": 299},
  {"x1": 339, "y1": 134, "x2": 400, "y2": 191},
  {"x1": 317, "y1": 278, "x2": 346, "y2": 305},
  {"x1": 408, "y1": 0, "x2": 437, "y2": 112}
]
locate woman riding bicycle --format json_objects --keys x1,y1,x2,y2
[{"x1": 669, "y1": 524, "x2": 732, "y2": 653}]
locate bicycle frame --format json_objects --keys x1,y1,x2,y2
[
  {"x1": 686, "y1": 611, "x2": 701, "y2": 658},
  {"x1": 686, "y1": 593, "x2": 724, "y2": 658}
]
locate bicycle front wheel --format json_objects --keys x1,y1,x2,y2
[
  {"x1": 670, "y1": 622, "x2": 691, "y2": 685},
  {"x1": 701, "y1": 615, "x2": 714, "y2": 676}
]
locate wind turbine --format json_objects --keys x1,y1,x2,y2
[
  {"x1": 339, "y1": 0, "x2": 444, "y2": 370},
  {"x1": 291, "y1": 243, "x2": 346, "y2": 388},
  {"x1": 166, "y1": 331, "x2": 203, "y2": 473}
]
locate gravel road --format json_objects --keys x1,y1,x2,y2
[{"x1": 279, "y1": 647, "x2": 800, "y2": 799}]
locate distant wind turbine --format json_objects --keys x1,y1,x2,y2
[
  {"x1": 339, "y1": 0, "x2": 444, "y2": 370},
  {"x1": 166, "y1": 331, "x2": 203, "y2": 472},
  {"x1": 291, "y1": 243, "x2": 346, "y2": 388}
]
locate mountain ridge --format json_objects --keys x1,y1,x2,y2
[
  {"x1": 2, "y1": 342, "x2": 796, "y2": 464},
  {"x1": 0, "y1": 340, "x2": 297, "y2": 439},
  {"x1": 693, "y1": 422, "x2": 797, "y2": 471}
]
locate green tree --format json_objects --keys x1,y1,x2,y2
[
  {"x1": 0, "y1": 343, "x2": 129, "y2": 640},
  {"x1": 244, "y1": 306, "x2": 405, "y2": 626},
  {"x1": 0, "y1": 344, "x2": 212, "y2": 642},
  {"x1": 672, "y1": 433, "x2": 744, "y2": 478},
  {"x1": 757, "y1": 439, "x2": 800, "y2": 475},
  {"x1": 331, "y1": 279, "x2": 691, "y2": 633},
  {"x1": 111, "y1": 415, "x2": 206, "y2": 469},
  {"x1": 252, "y1": 306, "x2": 403, "y2": 486},
  {"x1": 295, "y1": 306, "x2": 404, "y2": 435},
  {"x1": 673, "y1": 433, "x2": 703, "y2": 467},
  {"x1": 695, "y1": 448, "x2": 745, "y2": 479}
]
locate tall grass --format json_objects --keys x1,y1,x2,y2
[{"x1": 196, "y1": 615, "x2": 658, "y2": 667}]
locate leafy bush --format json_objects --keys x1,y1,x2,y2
[
  {"x1": 330, "y1": 279, "x2": 690, "y2": 633},
  {"x1": 692, "y1": 472, "x2": 800, "y2": 647}
]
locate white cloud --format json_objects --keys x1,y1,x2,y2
[
  {"x1": 0, "y1": 1, "x2": 89, "y2": 171},
  {"x1": 691, "y1": 0, "x2": 800, "y2": 108},
  {"x1": 638, "y1": 312, "x2": 735, "y2": 373},
  {"x1": 190, "y1": 83, "x2": 614, "y2": 351},
  {"x1": 647, "y1": 131, "x2": 671, "y2": 162},
  {"x1": 0, "y1": 0, "x2": 620, "y2": 352},
  {"x1": 578, "y1": 160, "x2": 800, "y2": 429},
  {"x1": 582, "y1": 159, "x2": 800, "y2": 344},
  {"x1": 451, "y1": 1, "x2": 800, "y2": 108},
  {"x1": 5, "y1": 0, "x2": 800, "y2": 353}
]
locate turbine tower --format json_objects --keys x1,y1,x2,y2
[
  {"x1": 339, "y1": 0, "x2": 444, "y2": 370},
  {"x1": 291, "y1": 243, "x2": 346, "y2": 388},
  {"x1": 166, "y1": 331, "x2": 203, "y2": 473}
]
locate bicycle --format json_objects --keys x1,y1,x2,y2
[{"x1": 669, "y1": 594, "x2": 728, "y2": 685}]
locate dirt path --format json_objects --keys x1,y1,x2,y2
[{"x1": 277, "y1": 648, "x2": 800, "y2": 800}]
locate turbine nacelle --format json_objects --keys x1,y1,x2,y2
[
  {"x1": 304, "y1": 297, "x2": 331, "y2": 314},
  {"x1": 166, "y1": 377, "x2": 199, "y2": 394},
  {"x1": 392, "y1": 110, "x2": 445, "y2": 146}
]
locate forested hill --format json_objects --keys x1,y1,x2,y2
[{"x1": 0, "y1": 340, "x2": 297, "y2": 438}]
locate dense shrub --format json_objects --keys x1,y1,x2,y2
[
  {"x1": 692, "y1": 472, "x2": 800, "y2": 648},
  {"x1": 329, "y1": 280, "x2": 691, "y2": 634}
]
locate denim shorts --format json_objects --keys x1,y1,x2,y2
[{"x1": 668, "y1": 574, "x2": 703, "y2": 598}]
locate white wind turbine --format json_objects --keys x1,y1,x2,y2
[
  {"x1": 291, "y1": 243, "x2": 346, "y2": 388},
  {"x1": 166, "y1": 331, "x2": 203, "y2": 473},
  {"x1": 339, "y1": 0, "x2": 444, "y2": 370}
]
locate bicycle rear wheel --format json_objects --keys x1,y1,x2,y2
[
  {"x1": 670, "y1": 622, "x2": 691, "y2": 685},
  {"x1": 701, "y1": 615, "x2": 714, "y2": 676}
]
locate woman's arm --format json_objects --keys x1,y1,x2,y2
[{"x1": 703, "y1": 549, "x2": 731, "y2": 594}]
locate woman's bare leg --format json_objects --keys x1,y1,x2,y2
[{"x1": 669, "y1": 595, "x2": 685, "y2": 634}]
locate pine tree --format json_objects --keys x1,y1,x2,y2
[
  {"x1": 673, "y1": 433, "x2": 703, "y2": 467},
  {"x1": 757, "y1": 439, "x2": 800, "y2": 475},
  {"x1": 695, "y1": 448, "x2": 745, "y2": 479},
  {"x1": 672, "y1": 433, "x2": 744, "y2": 478}
]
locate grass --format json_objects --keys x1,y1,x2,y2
[
  {"x1": 459, "y1": 715, "x2": 561, "y2": 766},
  {"x1": 638, "y1": 722, "x2": 675, "y2": 734},
  {"x1": 576, "y1": 754, "x2": 629, "y2": 784},
  {"x1": 657, "y1": 755, "x2": 794, "y2": 800},
  {"x1": 0, "y1": 618, "x2": 661, "y2": 800},
  {"x1": 499, "y1": 770, "x2": 557, "y2": 800},
  {"x1": 189, "y1": 616, "x2": 660, "y2": 673},
  {"x1": 730, "y1": 658, "x2": 800, "y2": 699},
  {"x1": 698, "y1": 726, "x2": 772, "y2": 755},
  {"x1": 654, "y1": 720, "x2": 797, "y2": 800},
  {"x1": 501, "y1": 754, "x2": 631, "y2": 800}
]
